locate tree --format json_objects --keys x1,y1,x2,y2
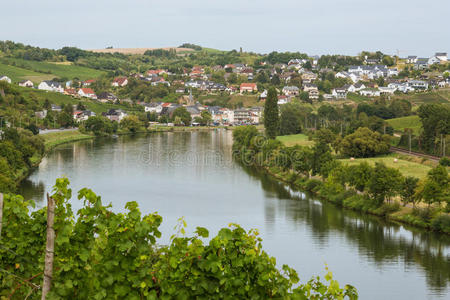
[
  {"x1": 347, "y1": 162, "x2": 373, "y2": 192},
  {"x1": 172, "y1": 107, "x2": 192, "y2": 126},
  {"x1": 401, "y1": 176, "x2": 419, "y2": 207},
  {"x1": 299, "y1": 91, "x2": 311, "y2": 103},
  {"x1": 264, "y1": 87, "x2": 279, "y2": 139},
  {"x1": 279, "y1": 104, "x2": 302, "y2": 135},
  {"x1": 120, "y1": 115, "x2": 143, "y2": 133},
  {"x1": 338, "y1": 127, "x2": 390, "y2": 158},
  {"x1": 200, "y1": 110, "x2": 212, "y2": 126},
  {"x1": 368, "y1": 162, "x2": 403, "y2": 206}
]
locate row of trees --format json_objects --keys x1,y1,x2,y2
[{"x1": 233, "y1": 125, "x2": 450, "y2": 229}]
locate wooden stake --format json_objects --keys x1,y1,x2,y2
[
  {"x1": 0, "y1": 193, "x2": 3, "y2": 238},
  {"x1": 41, "y1": 193, "x2": 55, "y2": 300}
]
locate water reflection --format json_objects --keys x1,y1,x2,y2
[
  {"x1": 241, "y1": 165, "x2": 450, "y2": 292},
  {"x1": 19, "y1": 131, "x2": 450, "y2": 298}
]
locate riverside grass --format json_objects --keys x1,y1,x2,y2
[{"x1": 42, "y1": 130, "x2": 94, "y2": 150}]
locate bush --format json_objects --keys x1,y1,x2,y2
[
  {"x1": 439, "y1": 157, "x2": 450, "y2": 167},
  {"x1": 431, "y1": 214, "x2": 450, "y2": 233},
  {"x1": 304, "y1": 179, "x2": 323, "y2": 192}
]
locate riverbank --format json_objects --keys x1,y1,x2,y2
[{"x1": 256, "y1": 164, "x2": 450, "y2": 234}]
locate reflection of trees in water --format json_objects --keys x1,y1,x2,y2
[
  {"x1": 17, "y1": 179, "x2": 45, "y2": 205},
  {"x1": 240, "y1": 165, "x2": 450, "y2": 292}
]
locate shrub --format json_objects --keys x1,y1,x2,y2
[
  {"x1": 431, "y1": 214, "x2": 450, "y2": 233},
  {"x1": 439, "y1": 157, "x2": 450, "y2": 167}
]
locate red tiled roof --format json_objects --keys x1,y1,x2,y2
[
  {"x1": 113, "y1": 77, "x2": 127, "y2": 84},
  {"x1": 84, "y1": 79, "x2": 96, "y2": 83},
  {"x1": 240, "y1": 83, "x2": 257, "y2": 89},
  {"x1": 80, "y1": 88, "x2": 95, "y2": 94}
]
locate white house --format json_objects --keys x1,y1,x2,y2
[
  {"x1": 359, "y1": 88, "x2": 380, "y2": 97},
  {"x1": 408, "y1": 80, "x2": 428, "y2": 90},
  {"x1": 282, "y1": 86, "x2": 300, "y2": 96},
  {"x1": 38, "y1": 81, "x2": 64, "y2": 93},
  {"x1": 435, "y1": 52, "x2": 447, "y2": 62},
  {"x1": 78, "y1": 88, "x2": 97, "y2": 99},
  {"x1": 428, "y1": 56, "x2": 441, "y2": 65},
  {"x1": 406, "y1": 56, "x2": 418, "y2": 64},
  {"x1": 332, "y1": 88, "x2": 347, "y2": 99},
  {"x1": 378, "y1": 87, "x2": 397, "y2": 94},
  {"x1": 354, "y1": 82, "x2": 366, "y2": 91},
  {"x1": 0, "y1": 75, "x2": 11, "y2": 83},
  {"x1": 342, "y1": 84, "x2": 356, "y2": 93},
  {"x1": 18, "y1": 80, "x2": 33, "y2": 87},
  {"x1": 143, "y1": 102, "x2": 163, "y2": 114}
]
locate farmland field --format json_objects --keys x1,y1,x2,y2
[
  {"x1": 277, "y1": 133, "x2": 315, "y2": 147},
  {"x1": 387, "y1": 115, "x2": 422, "y2": 134},
  {"x1": 339, "y1": 154, "x2": 432, "y2": 179},
  {"x1": 0, "y1": 62, "x2": 53, "y2": 83},
  {"x1": 0, "y1": 58, "x2": 105, "y2": 81}
]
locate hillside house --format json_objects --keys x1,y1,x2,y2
[
  {"x1": 282, "y1": 86, "x2": 300, "y2": 96},
  {"x1": 83, "y1": 79, "x2": 96, "y2": 86},
  {"x1": 406, "y1": 56, "x2": 417, "y2": 64},
  {"x1": 64, "y1": 88, "x2": 77, "y2": 96},
  {"x1": 359, "y1": 88, "x2": 380, "y2": 97},
  {"x1": 0, "y1": 75, "x2": 11, "y2": 83},
  {"x1": 38, "y1": 81, "x2": 64, "y2": 93},
  {"x1": 18, "y1": 80, "x2": 33, "y2": 87},
  {"x1": 97, "y1": 92, "x2": 118, "y2": 103},
  {"x1": 435, "y1": 52, "x2": 448, "y2": 62},
  {"x1": 240, "y1": 83, "x2": 257, "y2": 93},
  {"x1": 332, "y1": 88, "x2": 347, "y2": 99},
  {"x1": 112, "y1": 77, "x2": 128, "y2": 87},
  {"x1": 78, "y1": 88, "x2": 97, "y2": 99},
  {"x1": 103, "y1": 109, "x2": 127, "y2": 122}
]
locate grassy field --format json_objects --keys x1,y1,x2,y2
[
  {"x1": 277, "y1": 134, "x2": 315, "y2": 147},
  {"x1": 42, "y1": 130, "x2": 94, "y2": 150},
  {"x1": 0, "y1": 58, "x2": 105, "y2": 81},
  {"x1": 0, "y1": 62, "x2": 54, "y2": 83},
  {"x1": 339, "y1": 154, "x2": 432, "y2": 179},
  {"x1": 386, "y1": 115, "x2": 422, "y2": 135}
]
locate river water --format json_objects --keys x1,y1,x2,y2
[{"x1": 19, "y1": 130, "x2": 450, "y2": 299}]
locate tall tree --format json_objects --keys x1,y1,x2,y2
[{"x1": 264, "y1": 87, "x2": 279, "y2": 139}]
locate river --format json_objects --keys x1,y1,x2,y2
[{"x1": 19, "y1": 130, "x2": 450, "y2": 299}]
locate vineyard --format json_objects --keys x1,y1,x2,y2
[{"x1": 0, "y1": 178, "x2": 357, "y2": 299}]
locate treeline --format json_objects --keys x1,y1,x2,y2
[
  {"x1": 179, "y1": 43, "x2": 202, "y2": 51},
  {"x1": 233, "y1": 126, "x2": 450, "y2": 233},
  {"x1": 144, "y1": 49, "x2": 177, "y2": 58},
  {"x1": 0, "y1": 178, "x2": 357, "y2": 298}
]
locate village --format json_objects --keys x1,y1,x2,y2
[{"x1": 0, "y1": 51, "x2": 449, "y2": 127}]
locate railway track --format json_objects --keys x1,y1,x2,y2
[{"x1": 389, "y1": 146, "x2": 441, "y2": 162}]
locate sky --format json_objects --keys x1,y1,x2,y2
[{"x1": 1, "y1": 0, "x2": 448, "y2": 57}]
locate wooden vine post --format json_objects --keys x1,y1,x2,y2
[
  {"x1": 41, "y1": 193, "x2": 55, "y2": 300},
  {"x1": 0, "y1": 193, "x2": 3, "y2": 238}
]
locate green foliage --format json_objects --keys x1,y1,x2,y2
[
  {"x1": 401, "y1": 176, "x2": 420, "y2": 207},
  {"x1": 279, "y1": 103, "x2": 303, "y2": 135},
  {"x1": 171, "y1": 106, "x2": 192, "y2": 126},
  {"x1": 264, "y1": 87, "x2": 279, "y2": 139},
  {"x1": 368, "y1": 162, "x2": 403, "y2": 206},
  {"x1": 120, "y1": 115, "x2": 144, "y2": 133},
  {"x1": 83, "y1": 116, "x2": 117, "y2": 135},
  {"x1": 0, "y1": 179, "x2": 357, "y2": 299},
  {"x1": 417, "y1": 104, "x2": 450, "y2": 154},
  {"x1": 338, "y1": 127, "x2": 390, "y2": 158}
]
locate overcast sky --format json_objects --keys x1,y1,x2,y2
[{"x1": 1, "y1": 0, "x2": 448, "y2": 56}]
